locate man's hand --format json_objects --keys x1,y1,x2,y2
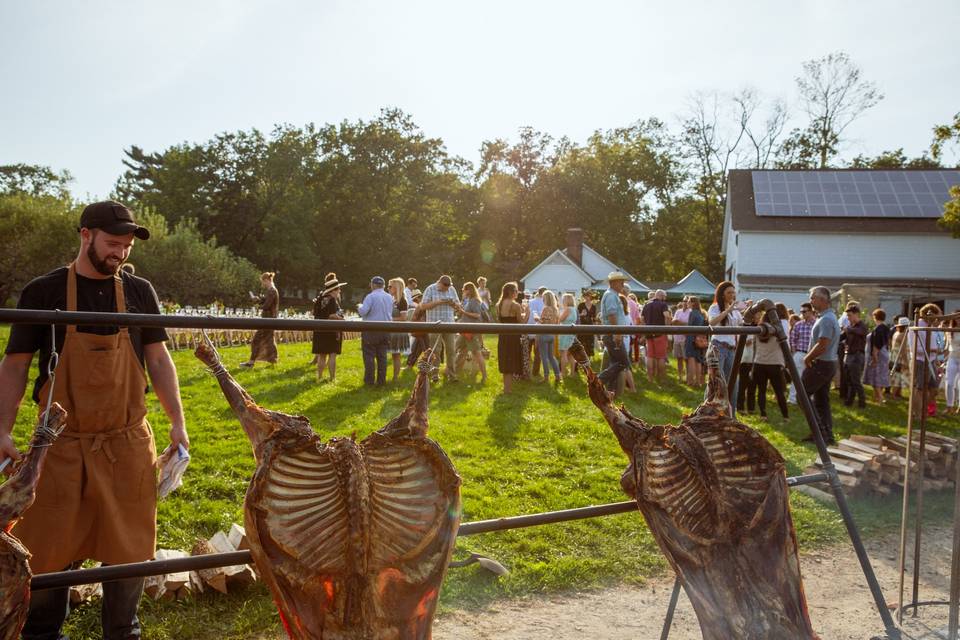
[
  {"x1": 144, "y1": 342, "x2": 188, "y2": 452},
  {"x1": 168, "y1": 424, "x2": 190, "y2": 450},
  {"x1": 0, "y1": 433, "x2": 21, "y2": 467}
]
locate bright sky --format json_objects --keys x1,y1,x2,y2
[{"x1": 2, "y1": 0, "x2": 958, "y2": 199}]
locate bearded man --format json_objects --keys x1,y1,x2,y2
[{"x1": 0, "y1": 200, "x2": 189, "y2": 640}]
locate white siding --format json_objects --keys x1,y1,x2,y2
[
  {"x1": 736, "y1": 232, "x2": 960, "y2": 279},
  {"x1": 736, "y1": 287, "x2": 810, "y2": 312},
  {"x1": 581, "y1": 248, "x2": 614, "y2": 281},
  {"x1": 523, "y1": 265, "x2": 592, "y2": 294},
  {"x1": 724, "y1": 230, "x2": 739, "y2": 282},
  {"x1": 736, "y1": 291, "x2": 960, "y2": 317}
]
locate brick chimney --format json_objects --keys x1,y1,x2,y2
[{"x1": 566, "y1": 228, "x2": 584, "y2": 267}]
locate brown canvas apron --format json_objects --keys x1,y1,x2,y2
[{"x1": 13, "y1": 263, "x2": 158, "y2": 574}]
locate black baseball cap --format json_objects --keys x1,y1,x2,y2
[{"x1": 78, "y1": 201, "x2": 150, "y2": 240}]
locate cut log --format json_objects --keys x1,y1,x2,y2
[
  {"x1": 191, "y1": 538, "x2": 228, "y2": 594},
  {"x1": 826, "y1": 447, "x2": 874, "y2": 464},
  {"x1": 837, "y1": 439, "x2": 885, "y2": 457},
  {"x1": 189, "y1": 569, "x2": 205, "y2": 594},
  {"x1": 207, "y1": 530, "x2": 257, "y2": 588},
  {"x1": 69, "y1": 580, "x2": 102, "y2": 605},
  {"x1": 160, "y1": 549, "x2": 190, "y2": 594},
  {"x1": 228, "y1": 523, "x2": 249, "y2": 551},
  {"x1": 850, "y1": 434, "x2": 883, "y2": 447}
]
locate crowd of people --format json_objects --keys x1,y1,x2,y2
[{"x1": 297, "y1": 271, "x2": 960, "y2": 424}]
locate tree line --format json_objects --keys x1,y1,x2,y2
[{"x1": 2, "y1": 52, "x2": 957, "y2": 308}]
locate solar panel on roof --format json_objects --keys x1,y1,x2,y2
[{"x1": 751, "y1": 170, "x2": 960, "y2": 218}]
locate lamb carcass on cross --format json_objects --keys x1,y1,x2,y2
[
  {"x1": 0, "y1": 403, "x2": 66, "y2": 640},
  {"x1": 196, "y1": 341, "x2": 461, "y2": 640},
  {"x1": 570, "y1": 341, "x2": 817, "y2": 640}
]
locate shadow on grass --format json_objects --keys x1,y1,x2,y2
[
  {"x1": 305, "y1": 384, "x2": 386, "y2": 432},
  {"x1": 485, "y1": 390, "x2": 531, "y2": 449}
]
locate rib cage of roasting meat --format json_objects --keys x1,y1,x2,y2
[
  {"x1": 196, "y1": 341, "x2": 461, "y2": 640},
  {"x1": 569, "y1": 342, "x2": 817, "y2": 640},
  {"x1": 0, "y1": 403, "x2": 66, "y2": 640}
]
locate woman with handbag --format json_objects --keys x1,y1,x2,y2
[{"x1": 684, "y1": 296, "x2": 708, "y2": 387}]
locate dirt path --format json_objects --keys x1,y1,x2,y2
[{"x1": 433, "y1": 526, "x2": 957, "y2": 640}]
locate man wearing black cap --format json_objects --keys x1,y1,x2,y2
[{"x1": 0, "y1": 200, "x2": 188, "y2": 639}]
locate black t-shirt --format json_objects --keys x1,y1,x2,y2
[
  {"x1": 641, "y1": 299, "x2": 669, "y2": 326},
  {"x1": 870, "y1": 323, "x2": 891, "y2": 351},
  {"x1": 4, "y1": 266, "x2": 168, "y2": 403}
]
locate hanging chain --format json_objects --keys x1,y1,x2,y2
[{"x1": 33, "y1": 323, "x2": 65, "y2": 447}]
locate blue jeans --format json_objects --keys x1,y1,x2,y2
[
  {"x1": 23, "y1": 572, "x2": 144, "y2": 640},
  {"x1": 598, "y1": 335, "x2": 630, "y2": 391},
  {"x1": 361, "y1": 332, "x2": 389, "y2": 385},
  {"x1": 708, "y1": 340, "x2": 738, "y2": 408},
  {"x1": 537, "y1": 335, "x2": 561, "y2": 382}
]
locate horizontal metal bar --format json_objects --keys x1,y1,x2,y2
[
  {"x1": 457, "y1": 500, "x2": 640, "y2": 536},
  {"x1": 29, "y1": 472, "x2": 824, "y2": 591},
  {"x1": 0, "y1": 309, "x2": 769, "y2": 336},
  {"x1": 787, "y1": 473, "x2": 829, "y2": 487}
]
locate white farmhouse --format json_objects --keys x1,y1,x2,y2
[
  {"x1": 521, "y1": 229, "x2": 647, "y2": 294},
  {"x1": 722, "y1": 169, "x2": 960, "y2": 317}
]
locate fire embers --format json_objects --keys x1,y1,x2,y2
[
  {"x1": 570, "y1": 342, "x2": 817, "y2": 640},
  {"x1": 0, "y1": 403, "x2": 66, "y2": 640},
  {"x1": 196, "y1": 342, "x2": 460, "y2": 639}
]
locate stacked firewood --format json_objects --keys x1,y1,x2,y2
[
  {"x1": 69, "y1": 523, "x2": 257, "y2": 606},
  {"x1": 804, "y1": 433, "x2": 958, "y2": 498}
]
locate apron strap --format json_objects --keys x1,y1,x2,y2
[
  {"x1": 66, "y1": 262, "x2": 78, "y2": 333},
  {"x1": 114, "y1": 272, "x2": 129, "y2": 334}
]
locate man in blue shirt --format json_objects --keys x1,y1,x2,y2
[
  {"x1": 598, "y1": 272, "x2": 631, "y2": 396},
  {"x1": 358, "y1": 275, "x2": 394, "y2": 385},
  {"x1": 801, "y1": 285, "x2": 841, "y2": 444}
]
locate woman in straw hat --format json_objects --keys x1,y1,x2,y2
[{"x1": 312, "y1": 272, "x2": 346, "y2": 382}]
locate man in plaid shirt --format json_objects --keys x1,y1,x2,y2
[
  {"x1": 788, "y1": 302, "x2": 816, "y2": 403},
  {"x1": 420, "y1": 274, "x2": 462, "y2": 382}
]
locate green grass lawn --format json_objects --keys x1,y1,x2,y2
[{"x1": 2, "y1": 328, "x2": 957, "y2": 639}]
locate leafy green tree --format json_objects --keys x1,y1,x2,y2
[
  {"x1": 131, "y1": 211, "x2": 260, "y2": 307},
  {"x1": 0, "y1": 164, "x2": 73, "y2": 199},
  {"x1": 0, "y1": 193, "x2": 79, "y2": 306},
  {"x1": 117, "y1": 110, "x2": 478, "y2": 300},
  {"x1": 848, "y1": 149, "x2": 941, "y2": 169},
  {"x1": 931, "y1": 112, "x2": 960, "y2": 236},
  {"x1": 474, "y1": 121, "x2": 681, "y2": 286}
]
